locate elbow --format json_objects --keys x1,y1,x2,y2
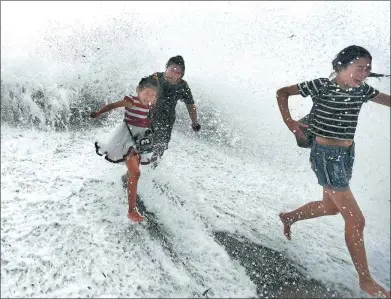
[{"x1": 276, "y1": 88, "x2": 288, "y2": 101}]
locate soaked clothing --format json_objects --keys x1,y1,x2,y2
[
  {"x1": 297, "y1": 78, "x2": 379, "y2": 190},
  {"x1": 94, "y1": 122, "x2": 153, "y2": 165},
  {"x1": 297, "y1": 78, "x2": 379, "y2": 141},
  {"x1": 150, "y1": 72, "x2": 194, "y2": 133},
  {"x1": 147, "y1": 72, "x2": 194, "y2": 164},
  {"x1": 123, "y1": 95, "x2": 151, "y2": 128},
  {"x1": 310, "y1": 141, "x2": 355, "y2": 191},
  {"x1": 94, "y1": 95, "x2": 154, "y2": 165}
]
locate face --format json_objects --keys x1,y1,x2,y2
[
  {"x1": 337, "y1": 57, "x2": 372, "y2": 87},
  {"x1": 137, "y1": 87, "x2": 157, "y2": 106},
  {"x1": 165, "y1": 64, "x2": 183, "y2": 84}
]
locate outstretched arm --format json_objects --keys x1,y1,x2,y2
[
  {"x1": 90, "y1": 99, "x2": 133, "y2": 118},
  {"x1": 370, "y1": 93, "x2": 390, "y2": 107}
]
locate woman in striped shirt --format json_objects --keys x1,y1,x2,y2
[
  {"x1": 91, "y1": 76, "x2": 159, "y2": 222},
  {"x1": 276, "y1": 45, "x2": 390, "y2": 298}
]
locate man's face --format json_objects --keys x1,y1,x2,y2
[{"x1": 165, "y1": 64, "x2": 183, "y2": 84}]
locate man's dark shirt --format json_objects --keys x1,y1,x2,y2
[{"x1": 149, "y1": 72, "x2": 194, "y2": 131}]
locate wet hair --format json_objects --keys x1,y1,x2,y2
[
  {"x1": 368, "y1": 72, "x2": 390, "y2": 78},
  {"x1": 138, "y1": 75, "x2": 159, "y2": 90},
  {"x1": 331, "y1": 45, "x2": 389, "y2": 78},
  {"x1": 165, "y1": 55, "x2": 185, "y2": 76}
]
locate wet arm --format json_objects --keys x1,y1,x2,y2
[
  {"x1": 276, "y1": 85, "x2": 301, "y2": 125},
  {"x1": 186, "y1": 104, "x2": 198, "y2": 124},
  {"x1": 95, "y1": 99, "x2": 132, "y2": 115},
  {"x1": 370, "y1": 93, "x2": 390, "y2": 107}
]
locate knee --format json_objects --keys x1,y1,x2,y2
[
  {"x1": 327, "y1": 207, "x2": 340, "y2": 215},
  {"x1": 321, "y1": 199, "x2": 339, "y2": 215},
  {"x1": 129, "y1": 168, "x2": 141, "y2": 179},
  {"x1": 345, "y1": 214, "x2": 366, "y2": 232},
  {"x1": 356, "y1": 215, "x2": 366, "y2": 231}
]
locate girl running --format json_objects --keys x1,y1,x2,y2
[
  {"x1": 276, "y1": 45, "x2": 390, "y2": 298},
  {"x1": 91, "y1": 76, "x2": 159, "y2": 222}
]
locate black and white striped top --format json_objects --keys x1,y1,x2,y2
[{"x1": 297, "y1": 78, "x2": 379, "y2": 140}]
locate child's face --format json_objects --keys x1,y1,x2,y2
[
  {"x1": 138, "y1": 87, "x2": 157, "y2": 106},
  {"x1": 338, "y1": 57, "x2": 372, "y2": 87}
]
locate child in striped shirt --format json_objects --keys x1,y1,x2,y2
[
  {"x1": 90, "y1": 76, "x2": 159, "y2": 222},
  {"x1": 276, "y1": 45, "x2": 390, "y2": 298}
]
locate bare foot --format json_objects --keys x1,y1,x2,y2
[
  {"x1": 360, "y1": 278, "x2": 390, "y2": 298},
  {"x1": 128, "y1": 209, "x2": 145, "y2": 223},
  {"x1": 279, "y1": 213, "x2": 292, "y2": 240}
]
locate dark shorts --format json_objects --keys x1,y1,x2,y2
[
  {"x1": 150, "y1": 127, "x2": 172, "y2": 166},
  {"x1": 309, "y1": 141, "x2": 355, "y2": 191}
]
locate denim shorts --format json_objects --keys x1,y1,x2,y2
[{"x1": 309, "y1": 141, "x2": 355, "y2": 191}]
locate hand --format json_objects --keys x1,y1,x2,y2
[
  {"x1": 192, "y1": 123, "x2": 201, "y2": 132},
  {"x1": 90, "y1": 111, "x2": 100, "y2": 118},
  {"x1": 287, "y1": 119, "x2": 308, "y2": 140}
]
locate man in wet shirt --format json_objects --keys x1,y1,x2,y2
[{"x1": 149, "y1": 55, "x2": 201, "y2": 167}]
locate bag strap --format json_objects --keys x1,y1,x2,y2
[{"x1": 125, "y1": 122, "x2": 135, "y2": 140}]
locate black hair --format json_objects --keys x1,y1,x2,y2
[
  {"x1": 138, "y1": 75, "x2": 159, "y2": 90},
  {"x1": 331, "y1": 45, "x2": 389, "y2": 78},
  {"x1": 368, "y1": 72, "x2": 390, "y2": 78},
  {"x1": 165, "y1": 55, "x2": 185, "y2": 76}
]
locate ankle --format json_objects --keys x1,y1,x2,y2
[
  {"x1": 359, "y1": 275, "x2": 374, "y2": 284},
  {"x1": 280, "y1": 213, "x2": 294, "y2": 225}
]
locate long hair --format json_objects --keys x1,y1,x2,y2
[{"x1": 329, "y1": 45, "x2": 389, "y2": 79}]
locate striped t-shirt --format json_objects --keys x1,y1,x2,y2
[
  {"x1": 123, "y1": 95, "x2": 151, "y2": 128},
  {"x1": 297, "y1": 78, "x2": 379, "y2": 140}
]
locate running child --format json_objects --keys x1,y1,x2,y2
[
  {"x1": 90, "y1": 76, "x2": 159, "y2": 222},
  {"x1": 276, "y1": 45, "x2": 390, "y2": 298}
]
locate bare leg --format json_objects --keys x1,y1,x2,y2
[
  {"x1": 328, "y1": 188, "x2": 390, "y2": 298},
  {"x1": 279, "y1": 187, "x2": 339, "y2": 240},
  {"x1": 126, "y1": 154, "x2": 144, "y2": 222}
]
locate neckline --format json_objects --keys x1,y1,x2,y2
[{"x1": 330, "y1": 79, "x2": 362, "y2": 92}]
